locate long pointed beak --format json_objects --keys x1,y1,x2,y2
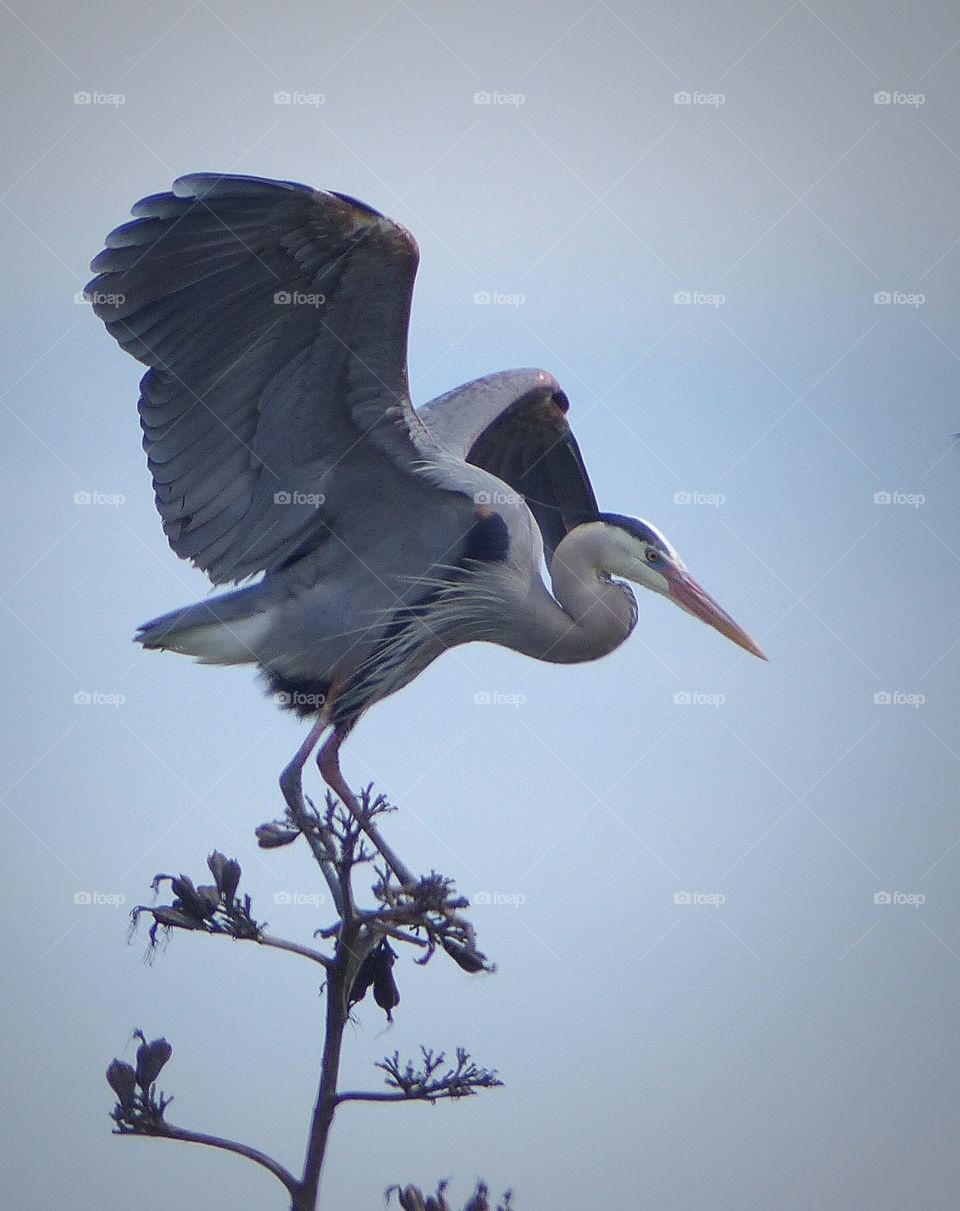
[{"x1": 665, "y1": 567, "x2": 767, "y2": 660}]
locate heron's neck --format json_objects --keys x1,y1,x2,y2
[{"x1": 526, "y1": 526, "x2": 638, "y2": 665}]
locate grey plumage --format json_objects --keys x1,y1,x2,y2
[{"x1": 88, "y1": 173, "x2": 764, "y2": 844}]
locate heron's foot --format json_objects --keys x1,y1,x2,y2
[
  {"x1": 279, "y1": 765, "x2": 327, "y2": 836},
  {"x1": 278, "y1": 764, "x2": 306, "y2": 815},
  {"x1": 272, "y1": 777, "x2": 494, "y2": 971},
  {"x1": 271, "y1": 767, "x2": 345, "y2": 914}
]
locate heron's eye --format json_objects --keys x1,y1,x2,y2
[{"x1": 645, "y1": 548, "x2": 659, "y2": 563}]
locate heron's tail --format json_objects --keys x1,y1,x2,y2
[{"x1": 136, "y1": 585, "x2": 272, "y2": 665}]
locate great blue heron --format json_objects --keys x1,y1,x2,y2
[{"x1": 87, "y1": 173, "x2": 765, "y2": 865}]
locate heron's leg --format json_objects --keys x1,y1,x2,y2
[
  {"x1": 318, "y1": 726, "x2": 415, "y2": 887},
  {"x1": 277, "y1": 716, "x2": 348, "y2": 915},
  {"x1": 278, "y1": 715, "x2": 329, "y2": 811}
]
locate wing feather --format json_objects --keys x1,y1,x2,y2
[
  {"x1": 417, "y1": 369, "x2": 599, "y2": 564},
  {"x1": 87, "y1": 173, "x2": 433, "y2": 583}
]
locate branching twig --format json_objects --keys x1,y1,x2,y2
[
  {"x1": 109, "y1": 785, "x2": 502, "y2": 1209},
  {"x1": 336, "y1": 1046, "x2": 502, "y2": 1105},
  {"x1": 107, "y1": 1033, "x2": 299, "y2": 1197}
]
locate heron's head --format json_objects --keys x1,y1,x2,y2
[{"x1": 593, "y1": 513, "x2": 767, "y2": 660}]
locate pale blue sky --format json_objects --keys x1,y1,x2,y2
[{"x1": 2, "y1": 3, "x2": 959, "y2": 1208}]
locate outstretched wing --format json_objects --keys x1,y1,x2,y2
[
  {"x1": 86, "y1": 173, "x2": 435, "y2": 584},
  {"x1": 417, "y1": 369, "x2": 600, "y2": 564}
]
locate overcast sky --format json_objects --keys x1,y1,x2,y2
[{"x1": 2, "y1": 2, "x2": 960, "y2": 1208}]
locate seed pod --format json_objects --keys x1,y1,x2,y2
[
  {"x1": 170, "y1": 875, "x2": 207, "y2": 920},
  {"x1": 462, "y1": 1184, "x2": 490, "y2": 1211},
  {"x1": 398, "y1": 1186, "x2": 427, "y2": 1211},
  {"x1": 348, "y1": 950, "x2": 378, "y2": 1008},
  {"x1": 441, "y1": 938, "x2": 486, "y2": 973},
  {"x1": 425, "y1": 1182, "x2": 450, "y2": 1211},
  {"x1": 255, "y1": 822, "x2": 299, "y2": 849},
  {"x1": 151, "y1": 907, "x2": 202, "y2": 930},
  {"x1": 207, "y1": 852, "x2": 241, "y2": 903},
  {"x1": 135, "y1": 1036, "x2": 172, "y2": 1090},
  {"x1": 195, "y1": 884, "x2": 221, "y2": 916},
  {"x1": 106, "y1": 1059, "x2": 137, "y2": 1110},
  {"x1": 372, "y1": 941, "x2": 400, "y2": 1021}
]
